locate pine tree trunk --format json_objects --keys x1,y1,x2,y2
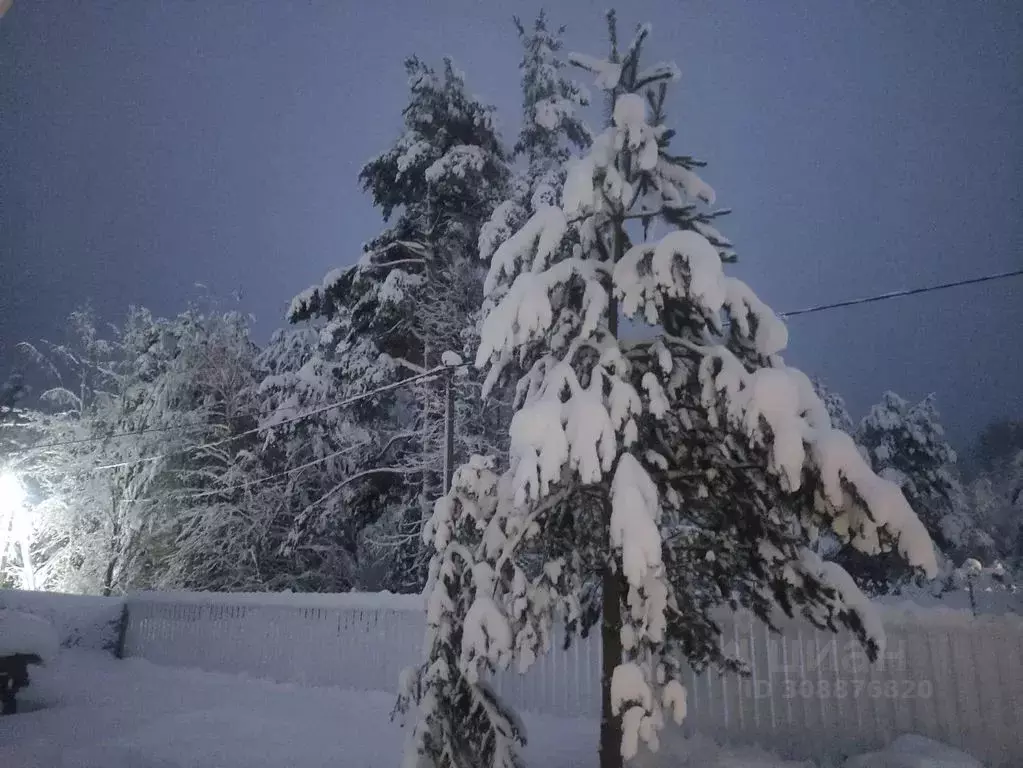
[
  {"x1": 599, "y1": 204, "x2": 627, "y2": 768},
  {"x1": 599, "y1": 561, "x2": 624, "y2": 768}
]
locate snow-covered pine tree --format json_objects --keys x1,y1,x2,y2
[
  {"x1": 474, "y1": 13, "x2": 596, "y2": 584},
  {"x1": 288, "y1": 57, "x2": 509, "y2": 591},
  {"x1": 805, "y1": 378, "x2": 861, "y2": 559},
  {"x1": 249, "y1": 324, "x2": 377, "y2": 592},
  {"x1": 858, "y1": 393, "x2": 959, "y2": 527},
  {"x1": 478, "y1": 11, "x2": 591, "y2": 338},
  {"x1": 843, "y1": 391, "x2": 986, "y2": 591},
  {"x1": 402, "y1": 15, "x2": 937, "y2": 768},
  {"x1": 478, "y1": 11, "x2": 592, "y2": 332}
]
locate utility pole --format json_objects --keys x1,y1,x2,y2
[{"x1": 442, "y1": 364, "x2": 455, "y2": 495}]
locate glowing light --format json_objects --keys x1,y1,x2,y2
[{"x1": 0, "y1": 471, "x2": 25, "y2": 510}]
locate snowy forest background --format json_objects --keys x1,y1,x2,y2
[{"x1": 0, "y1": 14, "x2": 1020, "y2": 604}]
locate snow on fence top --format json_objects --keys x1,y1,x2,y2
[
  {"x1": 712, "y1": 599, "x2": 1022, "y2": 637},
  {"x1": 876, "y1": 599, "x2": 1023, "y2": 629},
  {"x1": 126, "y1": 589, "x2": 426, "y2": 612},
  {"x1": 0, "y1": 588, "x2": 125, "y2": 653},
  {"x1": 121, "y1": 588, "x2": 1023, "y2": 629}
]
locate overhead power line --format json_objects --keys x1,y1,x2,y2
[
  {"x1": 92, "y1": 364, "x2": 451, "y2": 471},
  {"x1": 3, "y1": 421, "x2": 213, "y2": 453},
  {"x1": 780, "y1": 268, "x2": 1023, "y2": 319},
  {"x1": 6, "y1": 364, "x2": 453, "y2": 463},
  {"x1": 119, "y1": 444, "x2": 362, "y2": 505}
]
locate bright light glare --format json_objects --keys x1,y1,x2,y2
[{"x1": 0, "y1": 471, "x2": 26, "y2": 510}]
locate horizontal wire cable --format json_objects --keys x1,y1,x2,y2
[
  {"x1": 5, "y1": 365, "x2": 451, "y2": 464},
  {"x1": 779, "y1": 268, "x2": 1022, "y2": 319}
]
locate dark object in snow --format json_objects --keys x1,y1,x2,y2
[{"x1": 0, "y1": 652, "x2": 42, "y2": 715}]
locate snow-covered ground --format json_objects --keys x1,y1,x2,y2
[
  {"x1": 0, "y1": 650, "x2": 983, "y2": 768},
  {"x1": 0, "y1": 649, "x2": 594, "y2": 768}
]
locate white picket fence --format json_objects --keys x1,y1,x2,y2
[{"x1": 119, "y1": 591, "x2": 1023, "y2": 767}]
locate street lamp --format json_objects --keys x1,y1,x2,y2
[{"x1": 0, "y1": 471, "x2": 26, "y2": 510}]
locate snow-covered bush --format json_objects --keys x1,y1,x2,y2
[{"x1": 10, "y1": 302, "x2": 282, "y2": 595}]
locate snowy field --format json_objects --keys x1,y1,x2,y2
[
  {"x1": 0, "y1": 650, "x2": 984, "y2": 768},
  {"x1": 0, "y1": 650, "x2": 594, "y2": 768},
  {"x1": 0, "y1": 650, "x2": 597, "y2": 768}
]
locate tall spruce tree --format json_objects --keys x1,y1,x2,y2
[
  {"x1": 288, "y1": 57, "x2": 509, "y2": 591},
  {"x1": 858, "y1": 393, "x2": 960, "y2": 532},
  {"x1": 400, "y1": 15, "x2": 936, "y2": 768},
  {"x1": 253, "y1": 322, "x2": 382, "y2": 592}
]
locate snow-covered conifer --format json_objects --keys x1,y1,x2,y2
[
  {"x1": 287, "y1": 57, "x2": 509, "y2": 591},
  {"x1": 395, "y1": 456, "x2": 526, "y2": 768},
  {"x1": 245, "y1": 323, "x2": 379, "y2": 592},
  {"x1": 480, "y1": 13, "x2": 591, "y2": 318},
  {"x1": 858, "y1": 393, "x2": 959, "y2": 530},
  {"x1": 841, "y1": 392, "x2": 986, "y2": 591},
  {"x1": 512, "y1": 12, "x2": 591, "y2": 208},
  {"x1": 406, "y1": 15, "x2": 937, "y2": 768}
]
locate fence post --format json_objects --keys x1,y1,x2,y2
[{"x1": 114, "y1": 600, "x2": 130, "y2": 658}]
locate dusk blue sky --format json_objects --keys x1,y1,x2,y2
[{"x1": 1, "y1": 0, "x2": 1020, "y2": 450}]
